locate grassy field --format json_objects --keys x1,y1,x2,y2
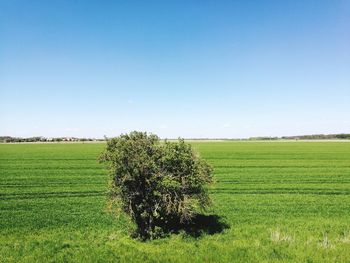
[{"x1": 1, "y1": 141, "x2": 350, "y2": 262}]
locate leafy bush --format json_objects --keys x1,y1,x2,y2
[{"x1": 100, "y1": 131, "x2": 213, "y2": 239}]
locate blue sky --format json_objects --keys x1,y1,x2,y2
[{"x1": 1, "y1": 0, "x2": 349, "y2": 138}]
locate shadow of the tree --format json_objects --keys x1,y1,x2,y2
[{"x1": 159, "y1": 214, "x2": 230, "y2": 238}]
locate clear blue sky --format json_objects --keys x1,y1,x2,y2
[{"x1": 1, "y1": 0, "x2": 349, "y2": 138}]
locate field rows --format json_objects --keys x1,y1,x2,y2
[{"x1": 1, "y1": 142, "x2": 350, "y2": 262}]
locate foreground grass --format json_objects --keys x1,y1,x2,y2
[{"x1": 1, "y1": 142, "x2": 350, "y2": 262}]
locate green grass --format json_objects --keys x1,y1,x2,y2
[{"x1": 1, "y1": 141, "x2": 350, "y2": 262}]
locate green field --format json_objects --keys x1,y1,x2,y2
[{"x1": 1, "y1": 142, "x2": 350, "y2": 262}]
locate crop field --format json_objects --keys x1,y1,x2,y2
[{"x1": 1, "y1": 141, "x2": 350, "y2": 262}]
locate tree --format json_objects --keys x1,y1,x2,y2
[{"x1": 99, "y1": 131, "x2": 213, "y2": 239}]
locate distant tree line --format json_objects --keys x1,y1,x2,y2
[
  {"x1": 249, "y1": 134, "x2": 350, "y2": 140},
  {"x1": 1, "y1": 133, "x2": 349, "y2": 143},
  {"x1": 248, "y1": 137, "x2": 279, "y2": 141},
  {"x1": 0, "y1": 136, "x2": 105, "y2": 143}
]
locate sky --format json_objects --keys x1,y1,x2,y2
[{"x1": 0, "y1": 0, "x2": 349, "y2": 138}]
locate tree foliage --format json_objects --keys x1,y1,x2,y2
[{"x1": 99, "y1": 131, "x2": 213, "y2": 239}]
